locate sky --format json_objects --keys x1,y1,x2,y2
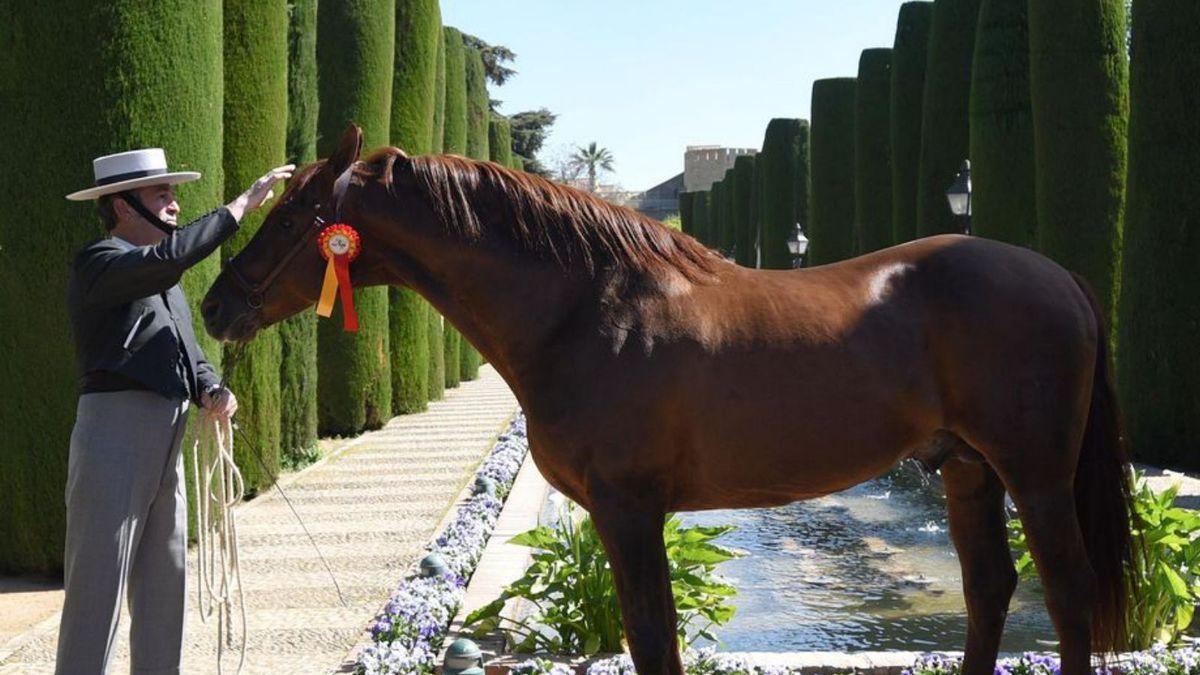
[{"x1": 442, "y1": 1, "x2": 908, "y2": 191}]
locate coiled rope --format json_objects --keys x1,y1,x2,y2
[{"x1": 190, "y1": 414, "x2": 248, "y2": 675}]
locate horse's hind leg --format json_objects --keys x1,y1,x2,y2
[
  {"x1": 941, "y1": 456, "x2": 1017, "y2": 675},
  {"x1": 587, "y1": 488, "x2": 683, "y2": 675}
]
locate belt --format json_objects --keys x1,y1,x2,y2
[{"x1": 79, "y1": 370, "x2": 153, "y2": 395}]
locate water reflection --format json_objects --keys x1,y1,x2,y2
[{"x1": 678, "y1": 461, "x2": 1056, "y2": 652}]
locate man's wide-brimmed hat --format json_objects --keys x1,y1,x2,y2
[{"x1": 65, "y1": 148, "x2": 201, "y2": 201}]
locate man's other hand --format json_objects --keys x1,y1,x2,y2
[{"x1": 201, "y1": 387, "x2": 238, "y2": 421}]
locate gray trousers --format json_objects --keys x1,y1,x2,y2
[{"x1": 56, "y1": 390, "x2": 190, "y2": 675}]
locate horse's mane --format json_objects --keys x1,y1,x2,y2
[{"x1": 367, "y1": 148, "x2": 721, "y2": 284}]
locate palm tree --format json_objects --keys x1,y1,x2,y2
[{"x1": 570, "y1": 142, "x2": 614, "y2": 193}]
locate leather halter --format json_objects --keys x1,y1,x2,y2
[{"x1": 225, "y1": 162, "x2": 358, "y2": 309}]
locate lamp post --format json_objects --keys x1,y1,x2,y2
[
  {"x1": 945, "y1": 159, "x2": 972, "y2": 235},
  {"x1": 787, "y1": 226, "x2": 809, "y2": 268}
]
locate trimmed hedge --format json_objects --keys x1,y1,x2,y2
[
  {"x1": 759, "y1": 118, "x2": 808, "y2": 269},
  {"x1": 694, "y1": 191, "x2": 712, "y2": 248},
  {"x1": 464, "y1": 46, "x2": 490, "y2": 162},
  {"x1": 489, "y1": 117, "x2": 514, "y2": 167},
  {"x1": 316, "y1": 0, "x2": 394, "y2": 434},
  {"x1": 280, "y1": 0, "x2": 320, "y2": 467},
  {"x1": 809, "y1": 79, "x2": 858, "y2": 266},
  {"x1": 969, "y1": 0, "x2": 1036, "y2": 247},
  {"x1": 891, "y1": 2, "x2": 934, "y2": 244},
  {"x1": 721, "y1": 168, "x2": 737, "y2": 254},
  {"x1": 222, "y1": 0, "x2": 287, "y2": 493},
  {"x1": 442, "y1": 27, "x2": 468, "y2": 155},
  {"x1": 915, "y1": 0, "x2": 982, "y2": 238},
  {"x1": 1116, "y1": 0, "x2": 1200, "y2": 469},
  {"x1": 679, "y1": 192, "x2": 696, "y2": 237},
  {"x1": 389, "y1": 0, "x2": 442, "y2": 415},
  {"x1": 427, "y1": 18, "x2": 447, "y2": 401},
  {"x1": 1029, "y1": 0, "x2": 1128, "y2": 318},
  {"x1": 0, "y1": 1, "x2": 224, "y2": 573},
  {"x1": 441, "y1": 26, "x2": 466, "y2": 388},
  {"x1": 733, "y1": 156, "x2": 757, "y2": 267},
  {"x1": 711, "y1": 179, "x2": 726, "y2": 253},
  {"x1": 855, "y1": 48, "x2": 894, "y2": 254}
]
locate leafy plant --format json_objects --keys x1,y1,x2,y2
[
  {"x1": 1007, "y1": 471, "x2": 1200, "y2": 648},
  {"x1": 464, "y1": 503, "x2": 742, "y2": 655}
]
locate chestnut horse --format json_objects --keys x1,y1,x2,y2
[{"x1": 202, "y1": 126, "x2": 1136, "y2": 675}]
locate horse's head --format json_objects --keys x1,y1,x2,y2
[{"x1": 202, "y1": 124, "x2": 366, "y2": 342}]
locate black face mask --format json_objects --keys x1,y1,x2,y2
[{"x1": 116, "y1": 191, "x2": 176, "y2": 236}]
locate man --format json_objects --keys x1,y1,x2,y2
[{"x1": 59, "y1": 148, "x2": 293, "y2": 673}]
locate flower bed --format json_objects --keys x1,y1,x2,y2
[{"x1": 356, "y1": 413, "x2": 529, "y2": 675}]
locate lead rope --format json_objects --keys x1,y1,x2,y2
[{"x1": 191, "y1": 414, "x2": 248, "y2": 675}]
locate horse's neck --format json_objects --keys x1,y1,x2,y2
[{"x1": 386, "y1": 229, "x2": 587, "y2": 386}]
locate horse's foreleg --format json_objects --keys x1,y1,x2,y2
[
  {"x1": 942, "y1": 457, "x2": 1017, "y2": 675},
  {"x1": 589, "y1": 497, "x2": 683, "y2": 675}
]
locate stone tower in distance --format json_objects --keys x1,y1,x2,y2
[{"x1": 684, "y1": 145, "x2": 758, "y2": 192}]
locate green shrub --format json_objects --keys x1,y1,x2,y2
[
  {"x1": 426, "y1": 303, "x2": 445, "y2": 401},
  {"x1": 661, "y1": 214, "x2": 682, "y2": 231},
  {"x1": 464, "y1": 503, "x2": 742, "y2": 654},
  {"x1": 442, "y1": 27, "x2": 468, "y2": 155},
  {"x1": 1116, "y1": 0, "x2": 1200, "y2": 470},
  {"x1": 693, "y1": 191, "x2": 711, "y2": 247},
  {"x1": 710, "y1": 179, "x2": 726, "y2": 252},
  {"x1": 389, "y1": 0, "x2": 441, "y2": 415},
  {"x1": 431, "y1": 26, "x2": 446, "y2": 154},
  {"x1": 720, "y1": 168, "x2": 737, "y2": 254},
  {"x1": 489, "y1": 117, "x2": 514, "y2": 167},
  {"x1": 464, "y1": 45, "x2": 489, "y2": 163},
  {"x1": 316, "y1": 0, "x2": 394, "y2": 434},
  {"x1": 222, "y1": 0, "x2": 287, "y2": 492},
  {"x1": 0, "y1": 1, "x2": 224, "y2": 573},
  {"x1": 809, "y1": 79, "x2": 857, "y2": 265},
  {"x1": 280, "y1": 0, "x2": 320, "y2": 467},
  {"x1": 915, "y1": 0, "x2": 982, "y2": 238},
  {"x1": 679, "y1": 192, "x2": 696, "y2": 236},
  {"x1": 733, "y1": 155, "x2": 757, "y2": 266},
  {"x1": 969, "y1": 0, "x2": 1037, "y2": 247},
  {"x1": 427, "y1": 25, "x2": 448, "y2": 400},
  {"x1": 891, "y1": 2, "x2": 934, "y2": 245},
  {"x1": 855, "y1": 48, "x2": 894, "y2": 254},
  {"x1": 1029, "y1": 0, "x2": 1128, "y2": 322},
  {"x1": 759, "y1": 118, "x2": 809, "y2": 269},
  {"x1": 1009, "y1": 473, "x2": 1196, "y2": 648}
]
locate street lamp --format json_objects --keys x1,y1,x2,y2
[
  {"x1": 787, "y1": 226, "x2": 809, "y2": 268},
  {"x1": 945, "y1": 159, "x2": 971, "y2": 235}
]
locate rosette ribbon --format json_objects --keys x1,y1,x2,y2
[{"x1": 316, "y1": 223, "x2": 361, "y2": 332}]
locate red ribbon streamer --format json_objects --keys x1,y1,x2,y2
[{"x1": 333, "y1": 254, "x2": 358, "y2": 332}]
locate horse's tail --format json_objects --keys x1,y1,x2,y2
[{"x1": 1070, "y1": 272, "x2": 1138, "y2": 653}]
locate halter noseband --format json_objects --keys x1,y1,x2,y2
[{"x1": 224, "y1": 161, "x2": 359, "y2": 310}]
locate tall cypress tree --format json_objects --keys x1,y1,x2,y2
[
  {"x1": 710, "y1": 179, "x2": 727, "y2": 253},
  {"x1": 459, "y1": 42, "x2": 488, "y2": 381},
  {"x1": 915, "y1": 0, "x2": 982, "y2": 238},
  {"x1": 489, "y1": 117, "x2": 514, "y2": 167},
  {"x1": 693, "y1": 191, "x2": 711, "y2": 248},
  {"x1": 733, "y1": 156, "x2": 757, "y2": 267},
  {"x1": 222, "y1": 0, "x2": 286, "y2": 492},
  {"x1": 316, "y1": 0, "x2": 394, "y2": 433},
  {"x1": 389, "y1": 0, "x2": 441, "y2": 415},
  {"x1": 809, "y1": 79, "x2": 858, "y2": 266},
  {"x1": 721, "y1": 167, "x2": 737, "y2": 255},
  {"x1": 969, "y1": 0, "x2": 1037, "y2": 247},
  {"x1": 679, "y1": 192, "x2": 696, "y2": 237},
  {"x1": 758, "y1": 119, "x2": 808, "y2": 269},
  {"x1": 891, "y1": 2, "x2": 934, "y2": 244},
  {"x1": 427, "y1": 21, "x2": 447, "y2": 402},
  {"x1": 855, "y1": 48, "x2": 894, "y2": 254},
  {"x1": 1029, "y1": 0, "x2": 1128, "y2": 318},
  {"x1": 1117, "y1": 0, "x2": 1200, "y2": 469},
  {"x1": 0, "y1": 1, "x2": 223, "y2": 572},
  {"x1": 441, "y1": 26, "x2": 466, "y2": 387},
  {"x1": 280, "y1": 0, "x2": 320, "y2": 467}
]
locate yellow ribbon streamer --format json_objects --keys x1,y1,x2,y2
[{"x1": 316, "y1": 257, "x2": 338, "y2": 318}]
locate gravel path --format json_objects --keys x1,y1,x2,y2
[{"x1": 1, "y1": 366, "x2": 518, "y2": 674}]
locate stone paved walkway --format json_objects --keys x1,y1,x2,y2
[{"x1": 1, "y1": 365, "x2": 518, "y2": 674}]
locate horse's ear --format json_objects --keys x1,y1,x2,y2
[{"x1": 328, "y1": 124, "x2": 363, "y2": 174}]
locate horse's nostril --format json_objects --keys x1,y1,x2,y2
[{"x1": 201, "y1": 297, "x2": 220, "y2": 322}]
